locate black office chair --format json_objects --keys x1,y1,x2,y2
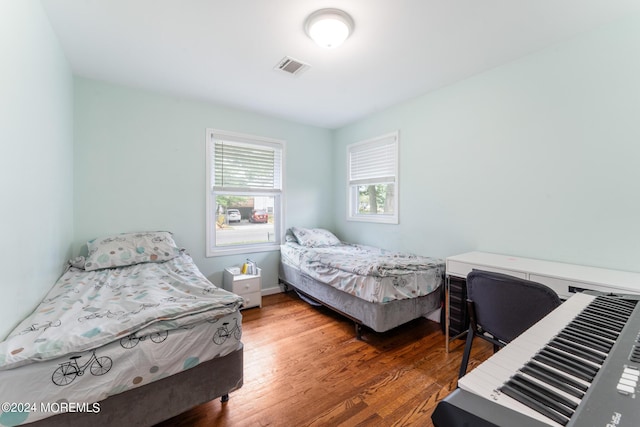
[{"x1": 458, "y1": 270, "x2": 561, "y2": 379}]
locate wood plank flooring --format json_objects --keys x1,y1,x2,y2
[{"x1": 155, "y1": 292, "x2": 493, "y2": 427}]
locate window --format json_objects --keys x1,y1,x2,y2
[
  {"x1": 347, "y1": 131, "x2": 398, "y2": 224},
  {"x1": 206, "y1": 129, "x2": 285, "y2": 256}
]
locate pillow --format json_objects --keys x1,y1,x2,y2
[
  {"x1": 84, "y1": 231, "x2": 182, "y2": 271},
  {"x1": 68, "y1": 256, "x2": 86, "y2": 269},
  {"x1": 290, "y1": 227, "x2": 341, "y2": 247},
  {"x1": 284, "y1": 229, "x2": 298, "y2": 243}
]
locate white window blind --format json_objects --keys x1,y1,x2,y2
[
  {"x1": 349, "y1": 135, "x2": 397, "y2": 186},
  {"x1": 346, "y1": 131, "x2": 399, "y2": 224},
  {"x1": 213, "y1": 140, "x2": 282, "y2": 192}
]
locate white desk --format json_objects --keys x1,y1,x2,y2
[{"x1": 444, "y1": 251, "x2": 640, "y2": 352}]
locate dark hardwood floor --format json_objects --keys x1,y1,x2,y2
[{"x1": 155, "y1": 292, "x2": 492, "y2": 426}]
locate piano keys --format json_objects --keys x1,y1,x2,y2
[{"x1": 433, "y1": 292, "x2": 640, "y2": 427}]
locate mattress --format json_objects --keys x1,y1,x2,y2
[
  {"x1": 280, "y1": 262, "x2": 442, "y2": 334},
  {"x1": 25, "y1": 346, "x2": 244, "y2": 427},
  {"x1": 0, "y1": 253, "x2": 243, "y2": 426},
  {"x1": 280, "y1": 241, "x2": 444, "y2": 303}
]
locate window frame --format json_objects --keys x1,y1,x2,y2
[
  {"x1": 346, "y1": 131, "x2": 399, "y2": 224},
  {"x1": 206, "y1": 128, "x2": 285, "y2": 257}
]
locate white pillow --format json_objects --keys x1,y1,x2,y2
[
  {"x1": 290, "y1": 227, "x2": 341, "y2": 247},
  {"x1": 84, "y1": 231, "x2": 182, "y2": 271}
]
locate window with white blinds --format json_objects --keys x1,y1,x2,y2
[
  {"x1": 206, "y1": 129, "x2": 285, "y2": 256},
  {"x1": 213, "y1": 141, "x2": 282, "y2": 191},
  {"x1": 347, "y1": 131, "x2": 399, "y2": 224}
]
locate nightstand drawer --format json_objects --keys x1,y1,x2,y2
[
  {"x1": 240, "y1": 291, "x2": 261, "y2": 309},
  {"x1": 232, "y1": 277, "x2": 261, "y2": 294}
]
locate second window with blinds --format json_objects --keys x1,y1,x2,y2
[
  {"x1": 206, "y1": 129, "x2": 285, "y2": 256},
  {"x1": 347, "y1": 131, "x2": 399, "y2": 224}
]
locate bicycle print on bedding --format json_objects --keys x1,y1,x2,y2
[
  {"x1": 0, "y1": 253, "x2": 243, "y2": 371},
  {"x1": 51, "y1": 349, "x2": 113, "y2": 386}
]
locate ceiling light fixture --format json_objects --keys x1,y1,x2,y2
[{"x1": 304, "y1": 8, "x2": 354, "y2": 48}]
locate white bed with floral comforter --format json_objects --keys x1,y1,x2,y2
[
  {"x1": 0, "y1": 232, "x2": 243, "y2": 426},
  {"x1": 280, "y1": 227, "x2": 444, "y2": 336},
  {"x1": 281, "y1": 227, "x2": 443, "y2": 303}
]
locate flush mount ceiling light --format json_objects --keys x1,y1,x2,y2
[{"x1": 304, "y1": 8, "x2": 354, "y2": 48}]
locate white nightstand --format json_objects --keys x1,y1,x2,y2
[{"x1": 223, "y1": 267, "x2": 262, "y2": 309}]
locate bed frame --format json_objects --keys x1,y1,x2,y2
[
  {"x1": 280, "y1": 262, "x2": 441, "y2": 339},
  {"x1": 26, "y1": 345, "x2": 243, "y2": 427}
]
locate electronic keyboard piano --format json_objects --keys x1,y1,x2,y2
[{"x1": 432, "y1": 292, "x2": 640, "y2": 427}]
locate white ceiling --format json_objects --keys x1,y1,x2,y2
[{"x1": 41, "y1": 0, "x2": 640, "y2": 129}]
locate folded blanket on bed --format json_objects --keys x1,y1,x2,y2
[
  {"x1": 306, "y1": 244, "x2": 442, "y2": 277},
  {"x1": 0, "y1": 254, "x2": 243, "y2": 371},
  {"x1": 281, "y1": 242, "x2": 444, "y2": 303}
]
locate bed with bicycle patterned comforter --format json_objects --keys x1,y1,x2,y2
[{"x1": 0, "y1": 232, "x2": 244, "y2": 427}]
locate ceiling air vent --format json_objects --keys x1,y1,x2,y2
[{"x1": 274, "y1": 56, "x2": 310, "y2": 76}]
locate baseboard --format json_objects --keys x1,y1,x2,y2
[
  {"x1": 425, "y1": 307, "x2": 441, "y2": 323},
  {"x1": 262, "y1": 284, "x2": 284, "y2": 296}
]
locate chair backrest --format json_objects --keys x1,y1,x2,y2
[{"x1": 466, "y1": 270, "x2": 562, "y2": 343}]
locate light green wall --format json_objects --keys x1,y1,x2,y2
[
  {"x1": 333, "y1": 15, "x2": 640, "y2": 272},
  {"x1": 0, "y1": 1, "x2": 74, "y2": 338},
  {"x1": 5, "y1": 7, "x2": 639, "y2": 342},
  {"x1": 74, "y1": 78, "x2": 333, "y2": 289}
]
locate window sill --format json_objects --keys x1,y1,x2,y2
[
  {"x1": 206, "y1": 243, "x2": 281, "y2": 257},
  {"x1": 347, "y1": 215, "x2": 398, "y2": 225}
]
